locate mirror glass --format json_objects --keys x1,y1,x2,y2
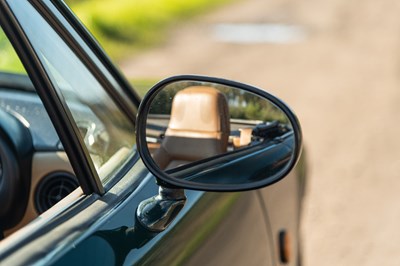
[{"x1": 143, "y1": 80, "x2": 296, "y2": 187}]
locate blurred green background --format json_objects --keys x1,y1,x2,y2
[
  {"x1": 67, "y1": 0, "x2": 232, "y2": 60},
  {"x1": 0, "y1": 0, "x2": 233, "y2": 94}
]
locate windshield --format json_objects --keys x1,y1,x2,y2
[{"x1": 8, "y1": 1, "x2": 136, "y2": 184}]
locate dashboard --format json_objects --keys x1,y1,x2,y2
[
  {"x1": 0, "y1": 70, "x2": 137, "y2": 238},
  {"x1": 0, "y1": 73, "x2": 82, "y2": 236},
  {"x1": 0, "y1": 89, "x2": 62, "y2": 150}
]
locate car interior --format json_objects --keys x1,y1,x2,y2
[
  {"x1": 0, "y1": 72, "x2": 79, "y2": 239},
  {"x1": 0, "y1": 71, "x2": 138, "y2": 241}
]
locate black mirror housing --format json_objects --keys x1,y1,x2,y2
[{"x1": 136, "y1": 75, "x2": 302, "y2": 192}]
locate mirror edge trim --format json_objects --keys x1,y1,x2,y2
[{"x1": 136, "y1": 75, "x2": 303, "y2": 192}]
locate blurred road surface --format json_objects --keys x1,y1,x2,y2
[{"x1": 121, "y1": 0, "x2": 400, "y2": 265}]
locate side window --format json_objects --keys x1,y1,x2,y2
[
  {"x1": 0, "y1": 26, "x2": 79, "y2": 238},
  {"x1": 0, "y1": 0, "x2": 137, "y2": 240},
  {"x1": 8, "y1": 1, "x2": 136, "y2": 185}
]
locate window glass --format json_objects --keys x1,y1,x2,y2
[
  {"x1": 44, "y1": 0, "x2": 138, "y2": 113},
  {"x1": 0, "y1": 26, "x2": 79, "y2": 237},
  {"x1": 9, "y1": 1, "x2": 136, "y2": 184}
]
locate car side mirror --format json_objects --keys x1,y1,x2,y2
[{"x1": 136, "y1": 75, "x2": 302, "y2": 192}]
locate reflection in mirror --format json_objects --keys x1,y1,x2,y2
[{"x1": 145, "y1": 81, "x2": 293, "y2": 179}]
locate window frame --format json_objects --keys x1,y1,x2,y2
[
  {"x1": 0, "y1": 0, "x2": 146, "y2": 261},
  {"x1": 0, "y1": 0, "x2": 140, "y2": 194}
]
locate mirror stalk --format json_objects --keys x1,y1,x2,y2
[{"x1": 136, "y1": 186, "x2": 186, "y2": 232}]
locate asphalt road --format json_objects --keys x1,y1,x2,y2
[{"x1": 120, "y1": 0, "x2": 400, "y2": 265}]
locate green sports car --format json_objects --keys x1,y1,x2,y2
[{"x1": 0, "y1": 1, "x2": 306, "y2": 265}]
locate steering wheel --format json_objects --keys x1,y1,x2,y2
[{"x1": 0, "y1": 109, "x2": 33, "y2": 231}]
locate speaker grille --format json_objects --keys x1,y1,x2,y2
[{"x1": 35, "y1": 172, "x2": 79, "y2": 214}]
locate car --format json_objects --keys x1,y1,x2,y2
[{"x1": 0, "y1": 1, "x2": 306, "y2": 265}]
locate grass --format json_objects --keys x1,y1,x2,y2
[
  {"x1": 68, "y1": 0, "x2": 233, "y2": 60},
  {"x1": 0, "y1": 30, "x2": 26, "y2": 73},
  {"x1": 129, "y1": 78, "x2": 158, "y2": 98},
  {"x1": 1, "y1": 0, "x2": 234, "y2": 73}
]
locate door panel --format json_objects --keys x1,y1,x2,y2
[
  {"x1": 179, "y1": 192, "x2": 274, "y2": 266},
  {"x1": 259, "y1": 165, "x2": 304, "y2": 266},
  {"x1": 54, "y1": 177, "x2": 274, "y2": 265}
]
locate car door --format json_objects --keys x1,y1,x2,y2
[{"x1": 0, "y1": 1, "x2": 275, "y2": 265}]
